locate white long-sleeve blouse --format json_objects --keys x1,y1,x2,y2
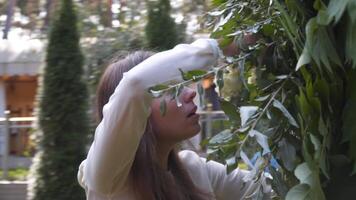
[{"x1": 77, "y1": 39, "x2": 270, "y2": 200}]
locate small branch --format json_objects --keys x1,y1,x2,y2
[
  {"x1": 234, "y1": 78, "x2": 288, "y2": 158},
  {"x1": 252, "y1": 80, "x2": 287, "y2": 129},
  {"x1": 149, "y1": 54, "x2": 251, "y2": 96}
]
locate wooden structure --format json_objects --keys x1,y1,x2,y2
[{"x1": 0, "y1": 39, "x2": 44, "y2": 156}]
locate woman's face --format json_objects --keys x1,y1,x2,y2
[{"x1": 150, "y1": 87, "x2": 200, "y2": 144}]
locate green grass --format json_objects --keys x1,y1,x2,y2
[{"x1": 0, "y1": 168, "x2": 29, "y2": 181}]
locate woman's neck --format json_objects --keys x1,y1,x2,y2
[{"x1": 156, "y1": 142, "x2": 175, "y2": 170}]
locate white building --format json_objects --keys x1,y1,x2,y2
[{"x1": 0, "y1": 39, "x2": 44, "y2": 156}]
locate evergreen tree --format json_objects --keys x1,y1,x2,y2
[
  {"x1": 30, "y1": 0, "x2": 89, "y2": 199},
  {"x1": 145, "y1": 0, "x2": 181, "y2": 50}
]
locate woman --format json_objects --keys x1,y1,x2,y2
[{"x1": 77, "y1": 39, "x2": 271, "y2": 200}]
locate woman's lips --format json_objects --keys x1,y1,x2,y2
[{"x1": 187, "y1": 106, "x2": 198, "y2": 118}]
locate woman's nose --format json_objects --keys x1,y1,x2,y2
[{"x1": 182, "y1": 87, "x2": 196, "y2": 103}]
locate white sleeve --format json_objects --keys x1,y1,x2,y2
[
  {"x1": 206, "y1": 160, "x2": 272, "y2": 200},
  {"x1": 81, "y1": 39, "x2": 220, "y2": 195}
]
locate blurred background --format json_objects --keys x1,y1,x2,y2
[{"x1": 0, "y1": 0, "x2": 228, "y2": 199}]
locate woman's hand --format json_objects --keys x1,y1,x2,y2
[{"x1": 219, "y1": 33, "x2": 258, "y2": 57}]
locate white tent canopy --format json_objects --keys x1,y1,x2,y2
[{"x1": 0, "y1": 39, "x2": 44, "y2": 76}]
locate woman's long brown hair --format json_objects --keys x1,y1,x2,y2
[{"x1": 96, "y1": 51, "x2": 211, "y2": 200}]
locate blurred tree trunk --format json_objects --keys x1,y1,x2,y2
[
  {"x1": 42, "y1": 0, "x2": 51, "y2": 30},
  {"x1": 99, "y1": 0, "x2": 112, "y2": 27},
  {"x1": 3, "y1": 0, "x2": 17, "y2": 39},
  {"x1": 42, "y1": 0, "x2": 58, "y2": 31},
  {"x1": 26, "y1": 0, "x2": 40, "y2": 31},
  {"x1": 118, "y1": 0, "x2": 126, "y2": 25}
]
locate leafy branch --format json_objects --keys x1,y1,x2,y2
[
  {"x1": 148, "y1": 53, "x2": 251, "y2": 98},
  {"x1": 235, "y1": 78, "x2": 288, "y2": 165}
]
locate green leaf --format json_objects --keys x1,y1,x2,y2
[
  {"x1": 318, "y1": 118, "x2": 328, "y2": 137},
  {"x1": 219, "y1": 99, "x2": 240, "y2": 123},
  {"x1": 240, "y1": 106, "x2": 258, "y2": 127},
  {"x1": 188, "y1": 70, "x2": 208, "y2": 81},
  {"x1": 240, "y1": 150, "x2": 254, "y2": 169},
  {"x1": 286, "y1": 184, "x2": 312, "y2": 200},
  {"x1": 179, "y1": 69, "x2": 207, "y2": 81},
  {"x1": 292, "y1": 162, "x2": 326, "y2": 199},
  {"x1": 302, "y1": 137, "x2": 315, "y2": 171},
  {"x1": 179, "y1": 68, "x2": 189, "y2": 81},
  {"x1": 277, "y1": 138, "x2": 297, "y2": 171},
  {"x1": 249, "y1": 129, "x2": 270, "y2": 155},
  {"x1": 313, "y1": 0, "x2": 325, "y2": 10},
  {"x1": 346, "y1": 13, "x2": 356, "y2": 68},
  {"x1": 296, "y1": 88, "x2": 312, "y2": 122},
  {"x1": 197, "y1": 83, "x2": 205, "y2": 107},
  {"x1": 238, "y1": 59, "x2": 249, "y2": 90},
  {"x1": 211, "y1": 0, "x2": 228, "y2": 7},
  {"x1": 314, "y1": 77, "x2": 330, "y2": 111},
  {"x1": 274, "y1": 0, "x2": 298, "y2": 38},
  {"x1": 273, "y1": 99, "x2": 299, "y2": 128},
  {"x1": 319, "y1": 147, "x2": 330, "y2": 179},
  {"x1": 255, "y1": 94, "x2": 270, "y2": 102},
  {"x1": 159, "y1": 99, "x2": 167, "y2": 116},
  {"x1": 218, "y1": 37, "x2": 233, "y2": 48},
  {"x1": 215, "y1": 68, "x2": 224, "y2": 90},
  {"x1": 327, "y1": 0, "x2": 349, "y2": 24},
  {"x1": 348, "y1": 1, "x2": 356, "y2": 23},
  {"x1": 211, "y1": 19, "x2": 236, "y2": 38},
  {"x1": 296, "y1": 47, "x2": 311, "y2": 71},
  {"x1": 262, "y1": 24, "x2": 275, "y2": 37},
  {"x1": 174, "y1": 84, "x2": 184, "y2": 107},
  {"x1": 269, "y1": 166, "x2": 289, "y2": 198},
  {"x1": 221, "y1": 11, "x2": 234, "y2": 25},
  {"x1": 310, "y1": 134, "x2": 321, "y2": 160},
  {"x1": 149, "y1": 84, "x2": 169, "y2": 92},
  {"x1": 306, "y1": 79, "x2": 322, "y2": 115},
  {"x1": 149, "y1": 84, "x2": 169, "y2": 97},
  {"x1": 208, "y1": 129, "x2": 234, "y2": 145},
  {"x1": 294, "y1": 162, "x2": 313, "y2": 185},
  {"x1": 225, "y1": 156, "x2": 238, "y2": 174},
  {"x1": 305, "y1": 18, "x2": 342, "y2": 74},
  {"x1": 316, "y1": 10, "x2": 331, "y2": 25},
  {"x1": 208, "y1": 9, "x2": 226, "y2": 17}
]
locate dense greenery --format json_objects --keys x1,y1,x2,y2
[
  {"x1": 145, "y1": 0, "x2": 182, "y2": 50},
  {"x1": 206, "y1": 0, "x2": 356, "y2": 199},
  {"x1": 151, "y1": 0, "x2": 356, "y2": 199},
  {"x1": 30, "y1": 0, "x2": 89, "y2": 199}
]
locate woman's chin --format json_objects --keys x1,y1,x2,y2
[{"x1": 186, "y1": 124, "x2": 201, "y2": 139}]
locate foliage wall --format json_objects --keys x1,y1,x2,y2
[
  {"x1": 205, "y1": 0, "x2": 356, "y2": 199},
  {"x1": 150, "y1": 0, "x2": 356, "y2": 199}
]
